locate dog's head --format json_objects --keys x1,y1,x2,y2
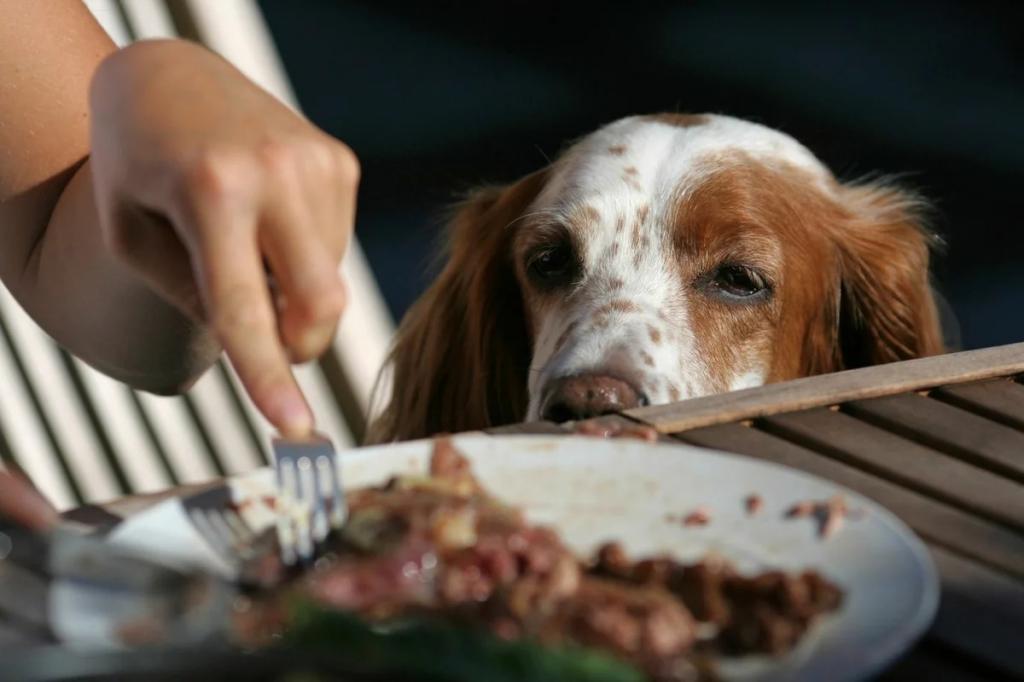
[{"x1": 368, "y1": 114, "x2": 944, "y2": 442}]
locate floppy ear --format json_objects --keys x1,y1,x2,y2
[
  {"x1": 832, "y1": 181, "x2": 945, "y2": 368},
  {"x1": 366, "y1": 170, "x2": 549, "y2": 443}
]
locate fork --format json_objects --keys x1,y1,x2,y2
[
  {"x1": 187, "y1": 506, "x2": 260, "y2": 568},
  {"x1": 272, "y1": 432, "x2": 346, "y2": 565}
]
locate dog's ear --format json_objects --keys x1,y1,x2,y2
[
  {"x1": 366, "y1": 169, "x2": 548, "y2": 443},
  {"x1": 832, "y1": 181, "x2": 945, "y2": 369}
]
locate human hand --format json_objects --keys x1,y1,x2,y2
[
  {"x1": 88, "y1": 40, "x2": 357, "y2": 436},
  {"x1": 0, "y1": 471, "x2": 58, "y2": 532}
]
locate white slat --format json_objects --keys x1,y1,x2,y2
[
  {"x1": 337, "y1": 242, "x2": 395, "y2": 418},
  {"x1": 134, "y1": 393, "x2": 216, "y2": 484},
  {"x1": 220, "y1": 361, "x2": 356, "y2": 451},
  {"x1": 177, "y1": 0, "x2": 298, "y2": 108},
  {"x1": 83, "y1": 0, "x2": 132, "y2": 46},
  {"x1": 74, "y1": 360, "x2": 171, "y2": 493},
  {"x1": 186, "y1": 369, "x2": 265, "y2": 475},
  {"x1": 116, "y1": 0, "x2": 177, "y2": 39},
  {"x1": 0, "y1": 325, "x2": 74, "y2": 509},
  {"x1": 221, "y1": 362, "x2": 276, "y2": 455},
  {"x1": 0, "y1": 289, "x2": 119, "y2": 503},
  {"x1": 294, "y1": 363, "x2": 356, "y2": 448}
]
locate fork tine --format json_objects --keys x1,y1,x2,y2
[
  {"x1": 223, "y1": 508, "x2": 254, "y2": 545},
  {"x1": 275, "y1": 457, "x2": 298, "y2": 566},
  {"x1": 293, "y1": 457, "x2": 314, "y2": 563},
  {"x1": 310, "y1": 455, "x2": 329, "y2": 543},
  {"x1": 189, "y1": 508, "x2": 229, "y2": 558},
  {"x1": 272, "y1": 433, "x2": 344, "y2": 566},
  {"x1": 187, "y1": 506, "x2": 263, "y2": 578}
]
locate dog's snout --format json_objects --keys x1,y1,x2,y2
[{"x1": 541, "y1": 375, "x2": 648, "y2": 423}]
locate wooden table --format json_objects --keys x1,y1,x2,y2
[
  {"x1": 489, "y1": 342, "x2": 1024, "y2": 681},
  {"x1": 65, "y1": 343, "x2": 1024, "y2": 680}
]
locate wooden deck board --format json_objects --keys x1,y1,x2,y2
[
  {"x1": 843, "y1": 393, "x2": 1024, "y2": 483},
  {"x1": 930, "y1": 377, "x2": 1024, "y2": 431},
  {"x1": 624, "y1": 342, "x2": 1024, "y2": 433},
  {"x1": 676, "y1": 423, "x2": 1024, "y2": 579},
  {"x1": 759, "y1": 408, "x2": 1024, "y2": 531}
]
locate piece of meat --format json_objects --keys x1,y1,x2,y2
[
  {"x1": 542, "y1": 578, "x2": 696, "y2": 661},
  {"x1": 236, "y1": 439, "x2": 842, "y2": 678},
  {"x1": 588, "y1": 542, "x2": 842, "y2": 656},
  {"x1": 682, "y1": 506, "x2": 712, "y2": 527},
  {"x1": 573, "y1": 419, "x2": 660, "y2": 442}
]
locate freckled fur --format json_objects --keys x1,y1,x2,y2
[{"x1": 368, "y1": 114, "x2": 944, "y2": 442}]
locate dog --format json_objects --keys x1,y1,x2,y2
[{"x1": 367, "y1": 113, "x2": 944, "y2": 443}]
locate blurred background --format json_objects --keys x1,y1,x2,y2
[{"x1": 258, "y1": 0, "x2": 1023, "y2": 350}]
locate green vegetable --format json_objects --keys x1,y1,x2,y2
[{"x1": 281, "y1": 602, "x2": 646, "y2": 682}]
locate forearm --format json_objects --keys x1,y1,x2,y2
[{"x1": 11, "y1": 159, "x2": 220, "y2": 393}]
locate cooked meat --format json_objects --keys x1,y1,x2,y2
[
  {"x1": 682, "y1": 506, "x2": 712, "y2": 527},
  {"x1": 590, "y1": 542, "x2": 842, "y2": 656},
  {"x1": 236, "y1": 438, "x2": 842, "y2": 680}
]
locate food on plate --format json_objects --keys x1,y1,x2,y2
[
  {"x1": 573, "y1": 420, "x2": 660, "y2": 442},
  {"x1": 234, "y1": 438, "x2": 842, "y2": 681},
  {"x1": 784, "y1": 494, "x2": 862, "y2": 540},
  {"x1": 681, "y1": 506, "x2": 712, "y2": 527},
  {"x1": 744, "y1": 494, "x2": 763, "y2": 516}
]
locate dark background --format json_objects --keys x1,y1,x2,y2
[{"x1": 259, "y1": 0, "x2": 1024, "y2": 350}]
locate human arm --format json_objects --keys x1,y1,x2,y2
[{"x1": 0, "y1": 2, "x2": 358, "y2": 436}]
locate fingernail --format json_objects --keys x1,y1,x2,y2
[{"x1": 270, "y1": 392, "x2": 314, "y2": 438}]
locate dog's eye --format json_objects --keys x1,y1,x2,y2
[
  {"x1": 527, "y1": 243, "x2": 578, "y2": 287},
  {"x1": 711, "y1": 265, "x2": 770, "y2": 299}
]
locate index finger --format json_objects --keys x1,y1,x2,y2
[{"x1": 188, "y1": 209, "x2": 314, "y2": 438}]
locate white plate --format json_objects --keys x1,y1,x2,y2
[{"x1": 108, "y1": 434, "x2": 938, "y2": 681}]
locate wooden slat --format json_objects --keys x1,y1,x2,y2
[
  {"x1": 759, "y1": 408, "x2": 1024, "y2": 532},
  {"x1": 76, "y1": 365, "x2": 173, "y2": 494},
  {"x1": 569, "y1": 414, "x2": 679, "y2": 443},
  {"x1": 126, "y1": 390, "x2": 181, "y2": 486},
  {"x1": 844, "y1": 394, "x2": 1024, "y2": 483},
  {"x1": 59, "y1": 352, "x2": 132, "y2": 495},
  {"x1": 929, "y1": 546, "x2": 1024, "y2": 677},
  {"x1": 625, "y1": 342, "x2": 1024, "y2": 432},
  {"x1": 186, "y1": 369, "x2": 266, "y2": 475},
  {"x1": 676, "y1": 424, "x2": 1024, "y2": 579},
  {"x1": 0, "y1": 290, "x2": 119, "y2": 503},
  {"x1": 135, "y1": 393, "x2": 217, "y2": 485},
  {"x1": 215, "y1": 362, "x2": 270, "y2": 466},
  {"x1": 931, "y1": 378, "x2": 1024, "y2": 431},
  {"x1": 0, "y1": 310, "x2": 77, "y2": 507}
]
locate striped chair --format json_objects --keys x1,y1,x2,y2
[{"x1": 0, "y1": 0, "x2": 394, "y2": 509}]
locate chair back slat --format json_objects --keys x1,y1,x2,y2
[
  {"x1": 0, "y1": 292, "x2": 79, "y2": 507},
  {"x1": 75, "y1": 366, "x2": 174, "y2": 494},
  {"x1": 0, "y1": 288, "x2": 122, "y2": 503}
]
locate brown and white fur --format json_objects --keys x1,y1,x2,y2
[{"x1": 368, "y1": 113, "x2": 943, "y2": 443}]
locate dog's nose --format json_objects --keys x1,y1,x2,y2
[{"x1": 541, "y1": 375, "x2": 648, "y2": 423}]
